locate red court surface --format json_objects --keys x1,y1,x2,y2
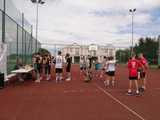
[{"x1": 0, "y1": 65, "x2": 160, "y2": 120}]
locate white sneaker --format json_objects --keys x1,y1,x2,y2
[
  {"x1": 35, "y1": 79, "x2": 40, "y2": 83},
  {"x1": 100, "y1": 75, "x2": 103, "y2": 78},
  {"x1": 104, "y1": 81, "x2": 107, "y2": 87},
  {"x1": 112, "y1": 81, "x2": 115, "y2": 87},
  {"x1": 66, "y1": 78, "x2": 71, "y2": 81},
  {"x1": 47, "y1": 77, "x2": 50, "y2": 81},
  {"x1": 19, "y1": 78, "x2": 24, "y2": 82}
]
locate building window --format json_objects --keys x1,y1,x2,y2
[
  {"x1": 109, "y1": 50, "x2": 113, "y2": 56},
  {"x1": 105, "y1": 49, "x2": 108, "y2": 53},
  {"x1": 70, "y1": 48, "x2": 72, "y2": 52},
  {"x1": 75, "y1": 48, "x2": 79, "y2": 55}
]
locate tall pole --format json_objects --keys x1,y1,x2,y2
[
  {"x1": 22, "y1": 13, "x2": 24, "y2": 64},
  {"x1": 129, "y1": 9, "x2": 136, "y2": 56},
  {"x1": 158, "y1": 35, "x2": 160, "y2": 68},
  {"x1": 54, "y1": 44, "x2": 56, "y2": 56},
  {"x1": 131, "y1": 12, "x2": 134, "y2": 56},
  {"x1": 31, "y1": 25, "x2": 33, "y2": 53},
  {"x1": 35, "y1": 2, "x2": 39, "y2": 53},
  {"x1": 31, "y1": 0, "x2": 45, "y2": 52},
  {"x1": 16, "y1": 24, "x2": 19, "y2": 62},
  {"x1": 2, "y1": 0, "x2": 6, "y2": 43}
]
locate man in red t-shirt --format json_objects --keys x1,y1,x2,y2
[
  {"x1": 127, "y1": 54, "x2": 140, "y2": 95},
  {"x1": 138, "y1": 53, "x2": 148, "y2": 91}
]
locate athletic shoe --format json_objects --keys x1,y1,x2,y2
[
  {"x1": 126, "y1": 91, "x2": 133, "y2": 96},
  {"x1": 35, "y1": 79, "x2": 40, "y2": 83},
  {"x1": 104, "y1": 81, "x2": 107, "y2": 87},
  {"x1": 100, "y1": 75, "x2": 103, "y2": 78},
  {"x1": 66, "y1": 78, "x2": 71, "y2": 81},
  {"x1": 47, "y1": 76, "x2": 51, "y2": 81},
  {"x1": 56, "y1": 80, "x2": 58, "y2": 83},
  {"x1": 112, "y1": 81, "x2": 115, "y2": 87},
  {"x1": 139, "y1": 87, "x2": 145, "y2": 92},
  {"x1": 19, "y1": 78, "x2": 24, "y2": 82},
  {"x1": 135, "y1": 92, "x2": 141, "y2": 96},
  {"x1": 0, "y1": 86, "x2": 4, "y2": 89},
  {"x1": 134, "y1": 90, "x2": 141, "y2": 96}
]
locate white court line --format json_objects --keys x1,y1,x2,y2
[{"x1": 94, "y1": 83, "x2": 146, "y2": 120}]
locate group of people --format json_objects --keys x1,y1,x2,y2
[
  {"x1": 127, "y1": 53, "x2": 148, "y2": 95},
  {"x1": 80, "y1": 55, "x2": 116, "y2": 86},
  {"x1": 32, "y1": 51, "x2": 72, "y2": 83},
  {"x1": 32, "y1": 50, "x2": 148, "y2": 96},
  {"x1": 79, "y1": 53, "x2": 148, "y2": 96}
]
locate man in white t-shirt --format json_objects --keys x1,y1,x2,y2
[
  {"x1": 104, "y1": 56, "x2": 116, "y2": 87},
  {"x1": 55, "y1": 51, "x2": 63, "y2": 83}
]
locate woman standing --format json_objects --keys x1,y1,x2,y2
[
  {"x1": 55, "y1": 51, "x2": 63, "y2": 83},
  {"x1": 45, "y1": 55, "x2": 51, "y2": 81},
  {"x1": 35, "y1": 53, "x2": 42, "y2": 83},
  {"x1": 65, "y1": 53, "x2": 72, "y2": 81}
]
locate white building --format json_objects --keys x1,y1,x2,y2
[{"x1": 61, "y1": 43, "x2": 116, "y2": 63}]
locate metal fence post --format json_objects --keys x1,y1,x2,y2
[
  {"x1": 22, "y1": 13, "x2": 24, "y2": 64},
  {"x1": 16, "y1": 24, "x2": 19, "y2": 62},
  {"x1": 25, "y1": 31, "x2": 27, "y2": 64},
  {"x1": 31, "y1": 25, "x2": 33, "y2": 54},
  {"x1": 158, "y1": 35, "x2": 160, "y2": 68},
  {"x1": 2, "y1": 0, "x2": 6, "y2": 43}
]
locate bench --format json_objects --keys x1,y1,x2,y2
[{"x1": 6, "y1": 73, "x2": 17, "y2": 82}]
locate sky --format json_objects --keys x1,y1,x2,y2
[{"x1": 12, "y1": 0, "x2": 160, "y2": 48}]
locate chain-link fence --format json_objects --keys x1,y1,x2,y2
[{"x1": 0, "y1": 0, "x2": 41, "y2": 74}]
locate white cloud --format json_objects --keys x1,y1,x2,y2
[{"x1": 12, "y1": 0, "x2": 160, "y2": 48}]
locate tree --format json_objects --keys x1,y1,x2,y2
[
  {"x1": 134, "y1": 37, "x2": 158, "y2": 64},
  {"x1": 38, "y1": 48, "x2": 50, "y2": 55},
  {"x1": 116, "y1": 49, "x2": 130, "y2": 63},
  {"x1": 116, "y1": 36, "x2": 159, "y2": 65}
]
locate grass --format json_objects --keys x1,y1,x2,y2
[
  {"x1": 149, "y1": 65, "x2": 160, "y2": 69},
  {"x1": 7, "y1": 54, "x2": 32, "y2": 74}
]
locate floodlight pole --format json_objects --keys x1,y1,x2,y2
[
  {"x1": 129, "y1": 8, "x2": 136, "y2": 56},
  {"x1": 31, "y1": 0, "x2": 45, "y2": 53},
  {"x1": 35, "y1": 1, "x2": 39, "y2": 52}
]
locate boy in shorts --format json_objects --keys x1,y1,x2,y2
[
  {"x1": 127, "y1": 54, "x2": 140, "y2": 95},
  {"x1": 138, "y1": 53, "x2": 148, "y2": 91},
  {"x1": 100, "y1": 56, "x2": 107, "y2": 78},
  {"x1": 55, "y1": 51, "x2": 63, "y2": 83},
  {"x1": 45, "y1": 55, "x2": 51, "y2": 81},
  {"x1": 104, "y1": 56, "x2": 116, "y2": 87},
  {"x1": 84, "y1": 55, "x2": 92, "y2": 82}
]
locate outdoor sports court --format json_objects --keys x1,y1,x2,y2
[{"x1": 0, "y1": 65, "x2": 160, "y2": 120}]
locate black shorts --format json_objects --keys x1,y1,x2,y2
[
  {"x1": 37, "y1": 64, "x2": 42, "y2": 73},
  {"x1": 138, "y1": 69, "x2": 146, "y2": 78},
  {"x1": 102, "y1": 68, "x2": 105, "y2": 71},
  {"x1": 66, "y1": 66, "x2": 71, "y2": 72},
  {"x1": 140, "y1": 72, "x2": 146, "y2": 78},
  {"x1": 55, "y1": 68, "x2": 63, "y2": 73},
  {"x1": 45, "y1": 64, "x2": 51, "y2": 74},
  {"x1": 129, "y1": 76, "x2": 138, "y2": 80},
  {"x1": 80, "y1": 66, "x2": 86, "y2": 70},
  {"x1": 106, "y1": 71, "x2": 115, "y2": 76}
]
